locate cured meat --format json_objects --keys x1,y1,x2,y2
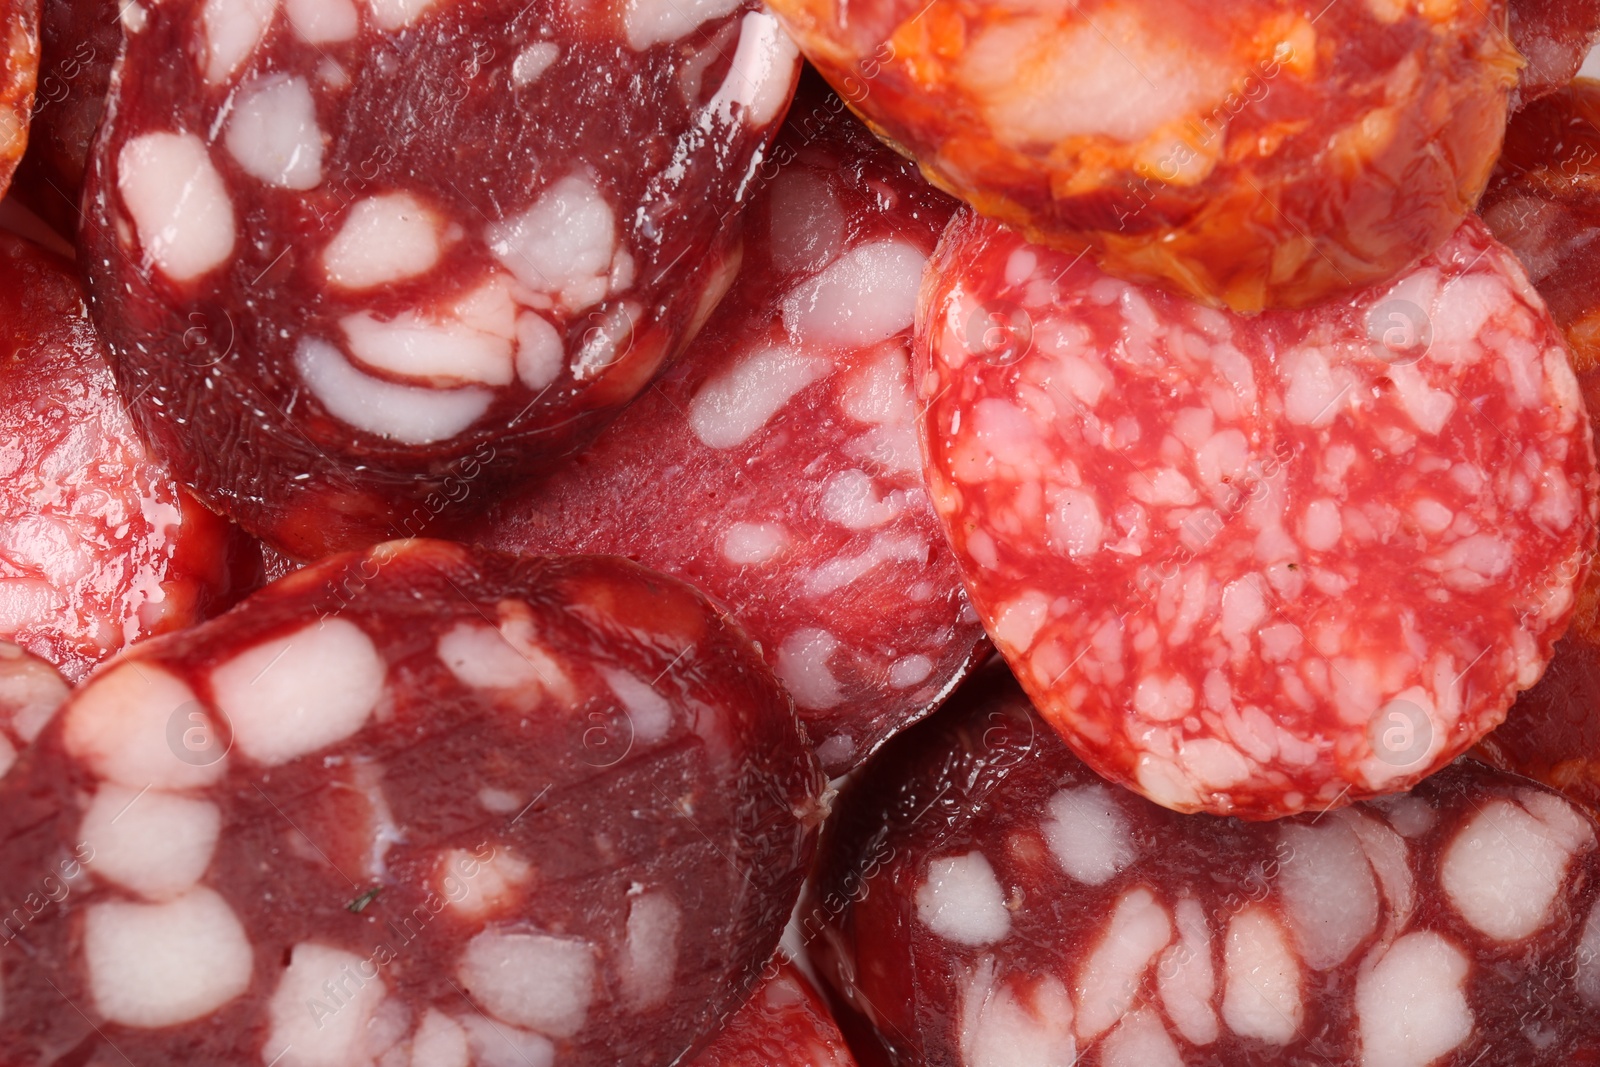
[
  {"x1": 81, "y1": 0, "x2": 801, "y2": 560},
  {"x1": 0, "y1": 540, "x2": 825, "y2": 1065},
  {"x1": 0, "y1": 0, "x2": 37, "y2": 199},
  {"x1": 1482, "y1": 79, "x2": 1600, "y2": 374},
  {"x1": 0, "y1": 232, "x2": 246, "y2": 681},
  {"x1": 9, "y1": 0, "x2": 116, "y2": 235},
  {"x1": 761, "y1": 0, "x2": 1519, "y2": 311},
  {"x1": 691, "y1": 961, "x2": 857, "y2": 1067},
  {"x1": 917, "y1": 212, "x2": 1597, "y2": 818},
  {"x1": 807, "y1": 663, "x2": 1600, "y2": 1067},
  {"x1": 473, "y1": 83, "x2": 982, "y2": 774},
  {"x1": 1510, "y1": 0, "x2": 1600, "y2": 110},
  {"x1": 1479, "y1": 633, "x2": 1600, "y2": 820},
  {"x1": 1475, "y1": 79, "x2": 1600, "y2": 824},
  {"x1": 0, "y1": 640, "x2": 65, "y2": 777}
]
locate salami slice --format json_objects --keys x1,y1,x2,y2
[
  {"x1": 917, "y1": 212, "x2": 1598, "y2": 818},
  {"x1": 0, "y1": 232, "x2": 247, "y2": 681},
  {"x1": 0, "y1": 540, "x2": 824, "y2": 1065},
  {"x1": 1510, "y1": 0, "x2": 1600, "y2": 110},
  {"x1": 9, "y1": 0, "x2": 115, "y2": 235},
  {"x1": 806, "y1": 663, "x2": 1600, "y2": 1067},
  {"x1": 1482, "y1": 78, "x2": 1600, "y2": 375},
  {"x1": 692, "y1": 961, "x2": 857, "y2": 1067},
  {"x1": 472, "y1": 83, "x2": 982, "y2": 774},
  {"x1": 80, "y1": 0, "x2": 800, "y2": 560},
  {"x1": 1479, "y1": 633, "x2": 1600, "y2": 821},
  {"x1": 0, "y1": 0, "x2": 37, "y2": 199},
  {"x1": 762, "y1": 0, "x2": 1517, "y2": 311}
]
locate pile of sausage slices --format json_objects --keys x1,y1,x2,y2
[{"x1": 0, "y1": 0, "x2": 1598, "y2": 1063}]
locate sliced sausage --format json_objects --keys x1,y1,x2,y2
[
  {"x1": 0, "y1": 540, "x2": 825, "y2": 1066},
  {"x1": 0, "y1": 231, "x2": 247, "y2": 681},
  {"x1": 81, "y1": 0, "x2": 801, "y2": 558},
  {"x1": 917, "y1": 211, "x2": 1598, "y2": 818},
  {"x1": 763, "y1": 0, "x2": 1518, "y2": 310},
  {"x1": 1510, "y1": 0, "x2": 1600, "y2": 110},
  {"x1": 693, "y1": 961, "x2": 857, "y2": 1067},
  {"x1": 806, "y1": 663, "x2": 1600, "y2": 1067},
  {"x1": 472, "y1": 82, "x2": 983, "y2": 774},
  {"x1": 1482, "y1": 78, "x2": 1600, "y2": 373},
  {"x1": 9, "y1": 0, "x2": 116, "y2": 235}
]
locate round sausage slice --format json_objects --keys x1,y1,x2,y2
[
  {"x1": 82, "y1": 0, "x2": 800, "y2": 559},
  {"x1": 806, "y1": 663, "x2": 1600, "y2": 1067},
  {"x1": 0, "y1": 540, "x2": 825, "y2": 1066},
  {"x1": 0, "y1": 232, "x2": 247, "y2": 681},
  {"x1": 474, "y1": 82, "x2": 983, "y2": 775},
  {"x1": 917, "y1": 211, "x2": 1598, "y2": 818},
  {"x1": 763, "y1": 0, "x2": 1518, "y2": 310}
]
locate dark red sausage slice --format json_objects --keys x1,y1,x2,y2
[
  {"x1": 0, "y1": 232, "x2": 245, "y2": 681},
  {"x1": 0, "y1": 541, "x2": 824, "y2": 1065},
  {"x1": 81, "y1": 0, "x2": 800, "y2": 559},
  {"x1": 1482, "y1": 78, "x2": 1600, "y2": 374},
  {"x1": 472, "y1": 84, "x2": 982, "y2": 774},
  {"x1": 916, "y1": 212, "x2": 1598, "y2": 818},
  {"x1": 9, "y1": 0, "x2": 116, "y2": 236},
  {"x1": 692, "y1": 961, "x2": 857, "y2": 1067},
  {"x1": 806, "y1": 663, "x2": 1600, "y2": 1067},
  {"x1": 1475, "y1": 79, "x2": 1600, "y2": 824},
  {"x1": 1510, "y1": 0, "x2": 1600, "y2": 110},
  {"x1": 763, "y1": 0, "x2": 1518, "y2": 311}
]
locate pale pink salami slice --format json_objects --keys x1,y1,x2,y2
[
  {"x1": 472, "y1": 82, "x2": 982, "y2": 773},
  {"x1": 81, "y1": 0, "x2": 800, "y2": 559},
  {"x1": 0, "y1": 541, "x2": 824, "y2": 1066},
  {"x1": 692, "y1": 961, "x2": 857, "y2": 1067},
  {"x1": 807, "y1": 663, "x2": 1600, "y2": 1067},
  {"x1": 916, "y1": 211, "x2": 1599, "y2": 818},
  {"x1": 0, "y1": 232, "x2": 249, "y2": 682}
]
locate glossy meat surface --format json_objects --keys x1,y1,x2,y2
[{"x1": 0, "y1": 232, "x2": 246, "y2": 680}]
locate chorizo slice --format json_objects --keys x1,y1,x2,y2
[{"x1": 473, "y1": 83, "x2": 983, "y2": 774}]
